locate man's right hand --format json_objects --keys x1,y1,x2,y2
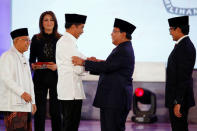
[
  {"x1": 87, "y1": 57, "x2": 97, "y2": 61},
  {"x1": 174, "y1": 104, "x2": 182, "y2": 118},
  {"x1": 21, "y1": 92, "x2": 32, "y2": 103},
  {"x1": 72, "y1": 56, "x2": 85, "y2": 66},
  {"x1": 87, "y1": 57, "x2": 104, "y2": 62}
]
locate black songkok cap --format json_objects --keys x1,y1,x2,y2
[
  {"x1": 168, "y1": 16, "x2": 189, "y2": 27},
  {"x1": 114, "y1": 18, "x2": 136, "y2": 34},
  {"x1": 10, "y1": 28, "x2": 28, "y2": 40},
  {"x1": 65, "y1": 14, "x2": 87, "y2": 24}
]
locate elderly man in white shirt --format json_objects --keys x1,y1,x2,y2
[
  {"x1": 56, "y1": 14, "x2": 87, "y2": 131},
  {"x1": 0, "y1": 28, "x2": 36, "y2": 131}
]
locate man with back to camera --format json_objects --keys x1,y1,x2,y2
[
  {"x1": 72, "y1": 18, "x2": 136, "y2": 131},
  {"x1": 0, "y1": 28, "x2": 37, "y2": 131},
  {"x1": 165, "y1": 16, "x2": 196, "y2": 131},
  {"x1": 56, "y1": 13, "x2": 87, "y2": 131}
]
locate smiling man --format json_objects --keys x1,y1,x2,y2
[
  {"x1": 166, "y1": 16, "x2": 196, "y2": 131},
  {"x1": 56, "y1": 13, "x2": 87, "y2": 131},
  {"x1": 72, "y1": 18, "x2": 136, "y2": 131},
  {"x1": 0, "y1": 28, "x2": 36, "y2": 131}
]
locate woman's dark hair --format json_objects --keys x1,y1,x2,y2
[{"x1": 37, "y1": 11, "x2": 61, "y2": 39}]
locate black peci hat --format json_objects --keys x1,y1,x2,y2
[
  {"x1": 65, "y1": 14, "x2": 87, "y2": 24},
  {"x1": 10, "y1": 28, "x2": 28, "y2": 40},
  {"x1": 114, "y1": 18, "x2": 136, "y2": 34},
  {"x1": 168, "y1": 16, "x2": 189, "y2": 27}
]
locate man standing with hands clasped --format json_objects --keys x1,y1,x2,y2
[
  {"x1": 72, "y1": 18, "x2": 136, "y2": 131},
  {"x1": 0, "y1": 28, "x2": 37, "y2": 131},
  {"x1": 165, "y1": 16, "x2": 196, "y2": 131}
]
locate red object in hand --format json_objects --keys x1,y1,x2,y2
[
  {"x1": 34, "y1": 62, "x2": 52, "y2": 65},
  {"x1": 135, "y1": 88, "x2": 144, "y2": 97}
]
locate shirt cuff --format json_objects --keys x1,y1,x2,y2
[
  {"x1": 16, "y1": 88, "x2": 25, "y2": 97},
  {"x1": 83, "y1": 60, "x2": 86, "y2": 66}
]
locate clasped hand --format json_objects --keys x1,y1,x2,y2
[{"x1": 72, "y1": 56, "x2": 104, "y2": 66}]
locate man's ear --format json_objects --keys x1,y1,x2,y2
[
  {"x1": 176, "y1": 27, "x2": 182, "y2": 33},
  {"x1": 13, "y1": 38, "x2": 17, "y2": 45},
  {"x1": 122, "y1": 32, "x2": 126, "y2": 37},
  {"x1": 70, "y1": 24, "x2": 76, "y2": 30}
]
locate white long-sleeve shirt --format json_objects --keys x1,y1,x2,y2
[
  {"x1": 0, "y1": 46, "x2": 35, "y2": 112},
  {"x1": 56, "y1": 32, "x2": 86, "y2": 100}
]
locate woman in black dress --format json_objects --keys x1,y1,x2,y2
[{"x1": 29, "y1": 11, "x2": 62, "y2": 131}]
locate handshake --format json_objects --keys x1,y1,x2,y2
[{"x1": 72, "y1": 56, "x2": 103, "y2": 66}]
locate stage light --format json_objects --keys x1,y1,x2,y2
[
  {"x1": 131, "y1": 87, "x2": 157, "y2": 123},
  {"x1": 135, "y1": 88, "x2": 144, "y2": 97}
]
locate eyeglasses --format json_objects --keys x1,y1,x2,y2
[
  {"x1": 112, "y1": 30, "x2": 120, "y2": 33},
  {"x1": 17, "y1": 38, "x2": 31, "y2": 43},
  {"x1": 169, "y1": 27, "x2": 176, "y2": 31}
]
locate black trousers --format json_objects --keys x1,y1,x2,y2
[
  {"x1": 169, "y1": 106, "x2": 189, "y2": 131},
  {"x1": 34, "y1": 77, "x2": 62, "y2": 131},
  {"x1": 61, "y1": 100, "x2": 82, "y2": 131},
  {"x1": 7, "y1": 128, "x2": 26, "y2": 131},
  {"x1": 100, "y1": 108, "x2": 129, "y2": 131}
]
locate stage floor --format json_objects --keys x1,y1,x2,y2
[{"x1": 1, "y1": 120, "x2": 197, "y2": 131}]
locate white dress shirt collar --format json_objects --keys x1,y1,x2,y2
[
  {"x1": 64, "y1": 31, "x2": 77, "y2": 42},
  {"x1": 175, "y1": 35, "x2": 188, "y2": 45},
  {"x1": 12, "y1": 46, "x2": 27, "y2": 65}
]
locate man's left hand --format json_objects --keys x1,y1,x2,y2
[
  {"x1": 72, "y1": 56, "x2": 84, "y2": 66},
  {"x1": 32, "y1": 104, "x2": 37, "y2": 115},
  {"x1": 174, "y1": 104, "x2": 182, "y2": 118}
]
